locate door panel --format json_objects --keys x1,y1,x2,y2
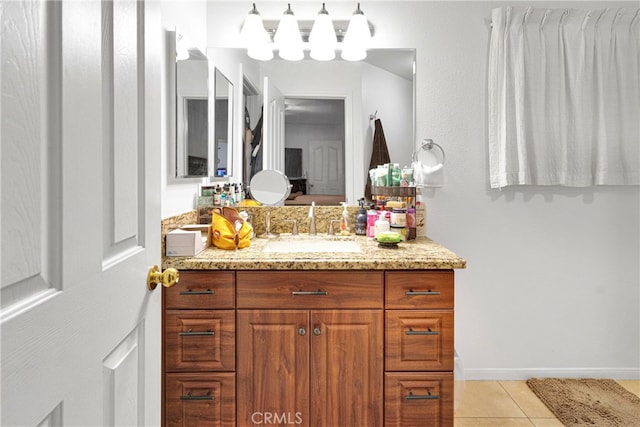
[
  {"x1": 237, "y1": 310, "x2": 310, "y2": 427},
  {"x1": 310, "y1": 310, "x2": 383, "y2": 427},
  {"x1": 262, "y1": 76, "x2": 285, "y2": 173},
  {"x1": 308, "y1": 140, "x2": 344, "y2": 195},
  {"x1": 0, "y1": 1, "x2": 162, "y2": 425}
]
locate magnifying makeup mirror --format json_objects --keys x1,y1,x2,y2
[{"x1": 249, "y1": 170, "x2": 292, "y2": 237}]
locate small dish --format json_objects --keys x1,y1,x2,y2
[{"x1": 374, "y1": 239, "x2": 399, "y2": 249}]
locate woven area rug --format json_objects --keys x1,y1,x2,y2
[{"x1": 526, "y1": 378, "x2": 640, "y2": 426}]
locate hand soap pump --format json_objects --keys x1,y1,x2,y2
[
  {"x1": 339, "y1": 202, "x2": 350, "y2": 235},
  {"x1": 355, "y1": 198, "x2": 367, "y2": 236}
]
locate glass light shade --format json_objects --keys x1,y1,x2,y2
[
  {"x1": 343, "y1": 12, "x2": 372, "y2": 47},
  {"x1": 309, "y1": 6, "x2": 337, "y2": 61},
  {"x1": 341, "y1": 46, "x2": 367, "y2": 61},
  {"x1": 240, "y1": 13, "x2": 268, "y2": 45},
  {"x1": 274, "y1": 9, "x2": 303, "y2": 61},
  {"x1": 247, "y1": 43, "x2": 274, "y2": 61}
]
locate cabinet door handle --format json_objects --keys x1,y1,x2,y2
[
  {"x1": 299, "y1": 327, "x2": 307, "y2": 336},
  {"x1": 405, "y1": 290, "x2": 440, "y2": 296},
  {"x1": 405, "y1": 329, "x2": 440, "y2": 336},
  {"x1": 405, "y1": 391, "x2": 440, "y2": 400},
  {"x1": 179, "y1": 329, "x2": 215, "y2": 336},
  {"x1": 180, "y1": 289, "x2": 214, "y2": 295},
  {"x1": 180, "y1": 392, "x2": 214, "y2": 401},
  {"x1": 292, "y1": 290, "x2": 328, "y2": 296}
]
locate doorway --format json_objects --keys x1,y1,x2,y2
[{"x1": 284, "y1": 98, "x2": 345, "y2": 196}]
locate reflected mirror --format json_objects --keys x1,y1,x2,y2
[
  {"x1": 249, "y1": 170, "x2": 291, "y2": 206},
  {"x1": 174, "y1": 32, "x2": 209, "y2": 178},
  {"x1": 214, "y1": 68, "x2": 233, "y2": 177}
]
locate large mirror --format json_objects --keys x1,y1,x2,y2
[{"x1": 227, "y1": 48, "x2": 415, "y2": 204}]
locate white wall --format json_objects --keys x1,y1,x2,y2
[
  {"x1": 198, "y1": 1, "x2": 640, "y2": 379},
  {"x1": 362, "y1": 62, "x2": 414, "y2": 170}
]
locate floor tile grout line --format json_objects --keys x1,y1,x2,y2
[{"x1": 497, "y1": 380, "x2": 531, "y2": 420}]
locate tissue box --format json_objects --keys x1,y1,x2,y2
[{"x1": 165, "y1": 225, "x2": 209, "y2": 256}]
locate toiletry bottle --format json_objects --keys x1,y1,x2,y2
[
  {"x1": 339, "y1": 202, "x2": 350, "y2": 235},
  {"x1": 374, "y1": 211, "x2": 390, "y2": 239},
  {"x1": 355, "y1": 199, "x2": 367, "y2": 236},
  {"x1": 367, "y1": 208, "x2": 378, "y2": 238}
]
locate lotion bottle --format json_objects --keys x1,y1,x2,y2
[
  {"x1": 339, "y1": 202, "x2": 350, "y2": 235},
  {"x1": 374, "y1": 211, "x2": 390, "y2": 239}
]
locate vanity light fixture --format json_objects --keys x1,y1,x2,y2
[
  {"x1": 274, "y1": 4, "x2": 304, "y2": 61},
  {"x1": 240, "y1": 3, "x2": 273, "y2": 61},
  {"x1": 309, "y1": 3, "x2": 337, "y2": 61},
  {"x1": 341, "y1": 3, "x2": 372, "y2": 61},
  {"x1": 241, "y1": 2, "x2": 374, "y2": 62}
]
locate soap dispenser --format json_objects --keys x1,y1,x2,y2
[
  {"x1": 339, "y1": 202, "x2": 350, "y2": 236},
  {"x1": 355, "y1": 198, "x2": 367, "y2": 236}
]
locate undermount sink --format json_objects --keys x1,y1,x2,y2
[{"x1": 262, "y1": 237, "x2": 362, "y2": 254}]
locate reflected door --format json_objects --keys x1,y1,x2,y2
[
  {"x1": 1, "y1": 1, "x2": 162, "y2": 425},
  {"x1": 262, "y1": 76, "x2": 285, "y2": 173},
  {"x1": 308, "y1": 140, "x2": 345, "y2": 195}
]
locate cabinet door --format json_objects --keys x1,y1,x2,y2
[
  {"x1": 165, "y1": 373, "x2": 235, "y2": 427},
  {"x1": 385, "y1": 373, "x2": 453, "y2": 427},
  {"x1": 237, "y1": 310, "x2": 310, "y2": 427},
  {"x1": 310, "y1": 310, "x2": 384, "y2": 427}
]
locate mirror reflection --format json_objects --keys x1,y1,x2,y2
[
  {"x1": 249, "y1": 169, "x2": 291, "y2": 206},
  {"x1": 175, "y1": 34, "x2": 209, "y2": 178},
  {"x1": 238, "y1": 48, "x2": 415, "y2": 204},
  {"x1": 214, "y1": 68, "x2": 233, "y2": 177}
]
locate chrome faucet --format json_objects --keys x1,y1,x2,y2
[
  {"x1": 308, "y1": 202, "x2": 316, "y2": 235},
  {"x1": 327, "y1": 219, "x2": 342, "y2": 236}
]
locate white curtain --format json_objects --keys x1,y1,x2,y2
[{"x1": 488, "y1": 7, "x2": 640, "y2": 188}]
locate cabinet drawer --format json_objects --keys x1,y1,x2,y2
[
  {"x1": 165, "y1": 372, "x2": 235, "y2": 427},
  {"x1": 237, "y1": 271, "x2": 384, "y2": 309},
  {"x1": 165, "y1": 310, "x2": 235, "y2": 371},
  {"x1": 165, "y1": 271, "x2": 234, "y2": 310},
  {"x1": 385, "y1": 271, "x2": 453, "y2": 309},
  {"x1": 384, "y1": 372, "x2": 453, "y2": 427},
  {"x1": 386, "y1": 311, "x2": 454, "y2": 371}
]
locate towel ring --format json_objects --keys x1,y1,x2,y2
[{"x1": 412, "y1": 139, "x2": 445, "y2": 164}]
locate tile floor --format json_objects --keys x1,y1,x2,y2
[{"x1": 454, "y1": 380, "x2": 640, "y2": 426}]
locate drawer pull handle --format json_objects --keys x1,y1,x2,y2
[
  {"x1": 405, "y1": 391, "x2": 440, "y2": 400},
  {"x1": 406, "y1": 290, "x2": 440, "y2": 296},
  {"x1": 179, "y1": 329, "x2": 215, "y2": 336},
  {"x1": 406, "y1": 328, "x2": 440, "y2": 336},
  {"x1": 292, "y1": 290, "x2": 328, "y2": 296},
  {"x1": 180, "y1": 289, "x2": 214, "y2": 295},
  {"x1": 180, "y1": 391, "x2": 214, "y2": 401}
]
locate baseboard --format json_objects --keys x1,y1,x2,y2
[{"x1": 462, "y1": 368, "x2": 640, "y2": 381}]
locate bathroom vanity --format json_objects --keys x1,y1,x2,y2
[{"x1": 162, "y1": 235, "x2": 466, "y2": 427}]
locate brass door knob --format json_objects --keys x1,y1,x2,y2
[{"x1": 147, "y1": 265, "x2": 179, "y2": 291}]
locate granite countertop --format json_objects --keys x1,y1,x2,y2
[{"x1": 162, "y1": 235, "x2": 466, "y2": 271}]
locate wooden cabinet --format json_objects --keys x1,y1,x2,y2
[
  {"x1": 237, "y1": 271, "x2": 384, "y2": 427},
  {"x1": 164, "y1": 271, "x2": 236, "y2": 426},
  {"x1": 163, "y1": 269, "x2": 455, "y2": 427},
  {"x1": 384, "y1": 271, "x2": 455, "y2": 426}
]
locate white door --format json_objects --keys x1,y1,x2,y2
[
  {"x1": 1, "y1": 1, "x2": 162, "y2": 426},
  {"x1": 308, "y1": 140, "x2": 345, "y2": 195},
  {"x1": 262, "y1": 76, "x2": 285, "y2": 173}
]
